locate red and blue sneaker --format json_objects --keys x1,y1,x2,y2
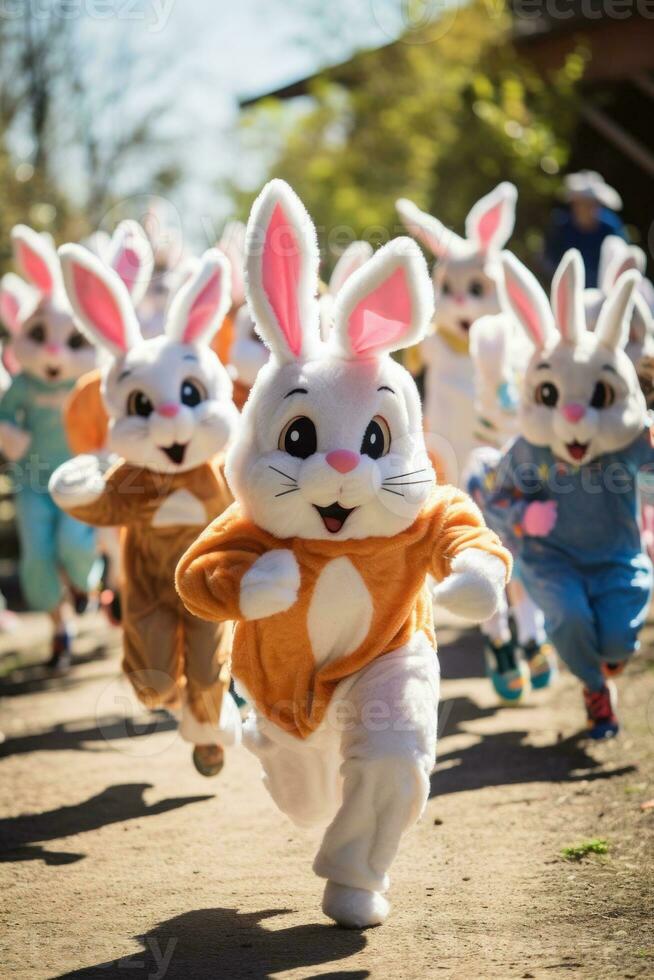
[{"x1": 583, "y1": 682, "x2": 619, "y2": 740}]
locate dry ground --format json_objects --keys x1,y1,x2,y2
[{"x1": 0, "y1": 611, "x2": 653, "y2": 980}]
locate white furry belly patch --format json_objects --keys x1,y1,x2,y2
[
  {"x1": 152, "y1": 489, "x2": 207, "y2": 528},
  {"x1": 307, "y1": 557, "x2": 373, "y2": 667}
]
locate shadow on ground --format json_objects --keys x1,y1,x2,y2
[
  {"x1": 0, "y1": 782, "x2": 212, "y2": 865},
  {"x1": 57, "y1": 907, "x2": 369, "y2": 980},
  {"x1": 431, "y1": 693, "x2": 637, "y2": 798},
  {"x1": 0, "y1": 710, "x2": 176, "y2": 759},
  {"x1": 0, "y1": 644, "x2": 111, "y2": 698}
]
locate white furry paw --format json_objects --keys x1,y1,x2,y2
[
  {"x1": 322, "y1": 881, "x2": 389, "y2": 929},
  {"x1": 0, "y1": 422, "x2": 31, "y2": 461},
  {"x1": 239, "y1": 549, "x2": 300, "y2": 621},
  {"x1": 433, "y1": 548, "x2": 506, "y2": 622},
  {"x1": 49, "y1": 454, "x2": 107, "y2": 508}
]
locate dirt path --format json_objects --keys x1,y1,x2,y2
[{"x1": 1, "y1": 613, "x2": 653, "y2": 980}]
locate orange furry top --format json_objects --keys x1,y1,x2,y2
[{"x1": 176, "y1": 485, "x2": 511, "y2": 739}]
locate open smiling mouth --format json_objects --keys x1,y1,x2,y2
[
  {"x1": 566, "y1": 440, "x2": 590, "y2": 462},
  {"x1": 45, "y1": 366, "x2": 61, "y2": 380},
  {"x1": 160, "y1": 442, "x2": 188, "y2": 465},
  {"x1": 459, "y1": 319, "x2": 472, "y2": 332},
  {"x1": 314, "y1": 502, "x2": 356, "y2": 534}
]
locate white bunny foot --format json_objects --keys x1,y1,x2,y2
[
  {"x1": 433, "y1": 548, "x2": 507, "y2": 621},
  {"x1": 322, "y1": 881, "x2": 389, "y2": 929}
]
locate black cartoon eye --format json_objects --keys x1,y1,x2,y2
[
  {"x1": 68, "y1": 331, "x2": 90, "y2": 350},
  {"x1": 279, "y1": 416, "x2": 317, "y2": 459},
  {"x1": 535, "y1": 381, "x2": 559, "y2": 408},
  {"x1": 127, "y1": 390, "x2": 154, "y2": 418},
  {"x1": 360, "y1": 416, "x2": 391, "y2": 459},
  {"x1": 28, "y1": 322, "x2": 46, "y2": 344},
  {"x1": 468, "y1": 279, "x2": 485, "y2": 298},
  {"x1": 180, "y1": 378, "x2": 207, "y2": 407},
  {"x1": 441, "y1": 280, "x2": 452, "y2": 296},
  {"x1": 590, "y1": 380, "x2": 615, "y2": 410}
]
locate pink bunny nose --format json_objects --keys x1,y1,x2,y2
[
  {"x1": 45, "y1": 343, "x2": 62, "y2": 355},
  {"x1": 562, "y1": 402, "x2": 586, "y2": 423},
  {"x1": 326, "y1": 450, "x2": 359, "y2": 474},
  {"x1": 453, "y1": 294, "x2": 466, "y2": 306},
  {"x1": 157, "y1": 402, "x2": 179, "y2": 418}
]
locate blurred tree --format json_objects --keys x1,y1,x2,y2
[
  {"x1": 0, "y1": 4, "x2": 181, "y2": 269},
  {"x1": 233, "y1": 0, "x2": 586, "y2": 273}
]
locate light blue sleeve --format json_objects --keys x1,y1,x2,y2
[
  {"x1": 467, "y1": 438, "x2": 534, "y2": 549},
  {"x1": 0, "y1": 374, "x2": 29, "y2": 427}
]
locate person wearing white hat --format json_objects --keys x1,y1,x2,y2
[{"x1": 545, "y1": 170, "x2": 627, "y2": 287}]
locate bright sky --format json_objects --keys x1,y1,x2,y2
[{"x1": 75, "y1": 0, "x2": 410, "y2": 243}]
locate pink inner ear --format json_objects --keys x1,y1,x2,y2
[
  {"x1": 184, "y1": 269, "x2": 222, "y2": 343},
  {"x1": 506, "y1": 276, "x2": 544, "y2": 346},
  {"x1": 556, "y1": 278, "x2": 569, "y2": 339},
  {"x1": 17, "y1": 241, "x2": 54, "y2": 296},
  {"x1": 476, "y1": 201, "x2": 503, "y2": 251},
  {"x1": 348, "y1": 266, "x2": 413, "y2": 355},
  {"x1": 72, "y1": 264, "x2": 127, "y2": 351},
  {"x1": 262, "y1": 202, "x2": 303, "y2": 357},
  {"x1": 0, "y1": 291, "x2": 21, "y2": 333},
  {"x1": 114, "y1": 246, "x2": 140, "y2": 295}
]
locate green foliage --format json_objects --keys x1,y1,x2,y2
[
  {"x1": 561, "y1": 838, "x2": 609, "y2": 861},
  {"x1": 235, "y1": 0, "x2": 587, "y2": 271}
]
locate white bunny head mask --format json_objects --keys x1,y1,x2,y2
[
  {"x1": 396, "y1": 183, "x2": 517, "y2": 343},
  {"x1": 58, "y1": 244, "x2": 239, "y2": 474},
  {"x1": 0, "y1": 225, "x2": 96, "y2": 384},
  {"x1": 226, "y1": 179, "x2": 435, "y2": 541},
  {"x1": 501, "y1": 248, "x2": 646, "y2": 466}
]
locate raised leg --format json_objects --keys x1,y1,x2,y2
[{"x1": 314, "y1": 633, "x2": 439, "y2": 927}]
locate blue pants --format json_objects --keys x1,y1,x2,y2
[
  {"x1": 520, "y1": 557, "x2": 652, "y2": 691},
  {"x1": 13, "y1": 488, "x2": 101, "y2": 613}
]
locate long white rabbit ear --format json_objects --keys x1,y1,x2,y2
[
  {"x1": 328, "y1": 241, "x2": 374, "y2": 296},
  {"x1": 604, "y1": 244, "x2": 647, "y2": 291},
  {"x1": 500, "y1": 251, "x2": 556, "y2": 349},
  {"x1": 330, "y1": 237, "x2": 434, "y2": 359},
  {"x1": 629, "y1": 291, "x2": 654, "y2": 348},
  {"x1": 466, "y1": 182, "x2": 517, "y2": 253},
  {"x1": 165, "y1": 247, "x2": 231, "y2": 346},
  {"x1": 107, "y1": 220, "x2": 154, "y2": 307},
  {"x1": 595, "y1": 269, "x2": 640, "y2": 351},
  {"x1": 58, "y1": 244, "x2": 142, "y2": 357},
  {"x1": 245, "y1": 179, "x2": 321, "y2": 363},
  {"x1": 219, "y1": 220, "x2": 246, "y2": 308},
  {"x1": 0, "y1": 273, "x2": 36, "y2": 334},
  {"x1": 551, "y1": 249, "x2": 586, "y2": 344},
  {"x1": 395, "y1": 197, "x2": 464, "y2": 260},
  {"x1": 597, "y1": 235, "x2": 626, "y2": 293},
  {"x1": 11, "y1": 224, "x2": 60, "y2": 297}
]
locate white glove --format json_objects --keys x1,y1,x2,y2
[
  {"x1": 49, "y1": 454, "x2": 107, "y2": 508},
  {"x1": 0, "y1": 422, "x2": 31, "y2": 461},
  {"x1": 432, "y1": 548, "x2": 506, "y2": 622},
  {"x1": 239, "y1": 549, "x2": 301, "y2": 621}
]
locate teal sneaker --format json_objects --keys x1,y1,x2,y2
[
  {"x1": 522, "y1": 640, "x2": 558, "y2": 690},
  {"x1": 484, "y1": 639, "x2": 530, "y2": 704}
]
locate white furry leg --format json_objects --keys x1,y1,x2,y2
[
  {"x1": 313, "y1": 635, "x2": 439, "y2": 909},
  {"x1": 322, "y1": 881, "x2": 389, "y2": 929},
  {"x1": 178, "y1": 691, "x2": 242, "y2": 747}
]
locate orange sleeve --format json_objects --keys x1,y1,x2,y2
[
  {"x1": 64, "y1": 370, "x2": 109, "y2": 455},
  {"x1": 211, "y1": 309, "x2": 235, "y2": 366},
  {"x1": 65, "y1": 461, "x2": 146, "y2": 528},
  {"x1": 429, "y1": 486, "x2": 513, "y2": 583},
  {"x1": 176, "y1": 505, "x2": 271, "y2": 623}
]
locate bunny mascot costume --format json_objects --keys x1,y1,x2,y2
[
  {"x1": 471, "y1": 248, "x2": 654, "y2": 739},
  {"x1": 49, "y1": 246, "x2": 241, "y2": 776},
  {"x1": 0, "y1": 225, "x2": 101, "y2": 668},
  {"x1": 176, "y1": 181, "x2": 511, "y2": 928}
]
